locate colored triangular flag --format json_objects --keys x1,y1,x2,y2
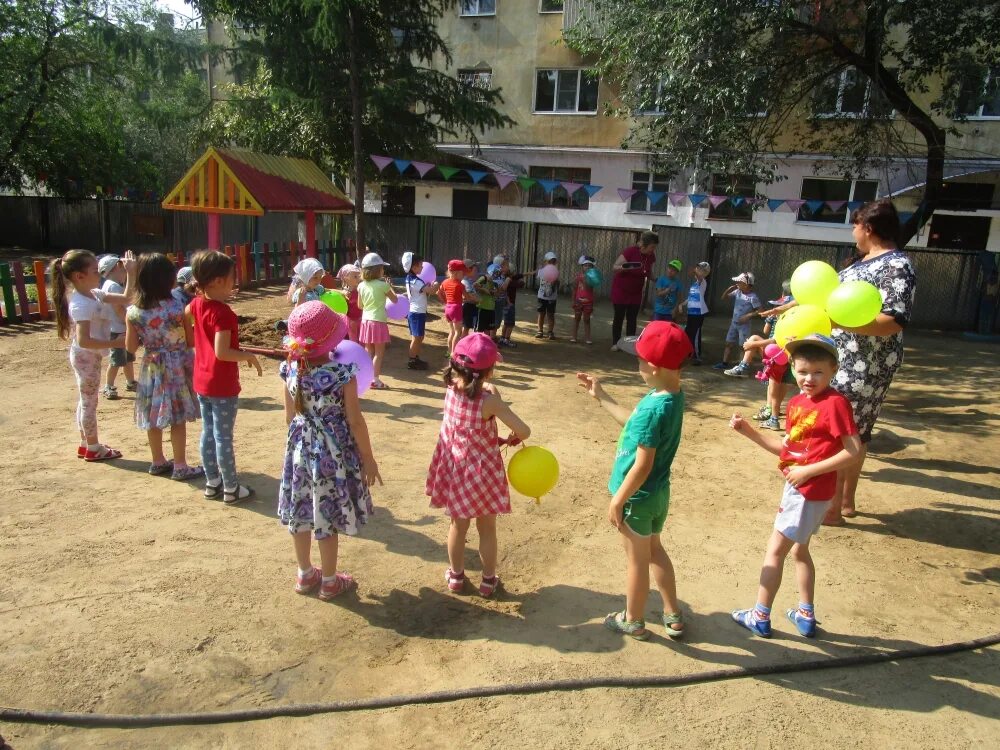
[
  {"x1": 438, "y1": 166, "x2": 461, "y2": 181},
  {"x1": 847, "y1": 200, "x2": 864, "y2": 212},
  {"x1": 495, "y1": 172, "x2": 515, "y2": 190},
  {"x1": 646, "y1": 190, "x2": 666, "y2": 206},
  {"x1": 393, "y1": 159, "x2": 412, "y2": 174},
  {"x1": 689, "y1": 193, "x2": 708, "y2": 207},
  {"x1": 731, "y1": 196, "x2": 746, "y2": 208},
  {"x1": 537, "y1": 179, "x2": 559, "y2": 194},
  {"x1": 805, "y1": 199, "x2": 825, "y2": 214},
  {"x1": 617, "y1": 188, "x2": 638, "y2": 202},
  {"x1": 582, "y1": 184, "x2": 603, "y2": 197},
  {"x1": 561, "y1": 181, "x2": 582, "y2": 195},
  {"x1": 516, "y1": 176, "x2": 537, "y2": 190},
  {"x1": 767, "y1": 199, "x2": 785, "y2": 212},
  {"x1": 668, "y1": 192, "x2": 687, "y2": 206},
  {"x1": 826, "y1": 200, "x2": 847, "y2": 211},
  {"x1": 786, "y1": 199, "x2": 806, "y2": 211},
  {"x1": 708, "y1": 195, "x2": 729, "y2": 208},
  {"x1": 370, "y1": 155, "x2": 394, "y2": 172},
  {"x1": 466, "y1": 170, "x2": 488, "y2": 184},
  {"x1": 412, "y1": 161, "x2": 435, "y2": 177}
]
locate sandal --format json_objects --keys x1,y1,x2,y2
[
  {"x1": 295, "y1": 566, "x2": 322, "y2": 594},
  {"x1": 84, "y1": 445, "x2": 122, "y2": 462},
  {"x1": 319, "y1": 572, "x2": 356, "y2": 601},
  {"x1": 445, "y1": 568, "x2": 466, "y2": 593},
  {"x1": 148, "y1": 460, "x2": 174, "y2": 476},
  {"x1": 479, "y1": 575, "x2": 500, "y2": 598},
  {"x1": 603, "y1": 610, "x2": 649, "y2": 641},
  {"x1": 204, "y1": 480, "x2": 222, "y2": 499},
  {"x1": 534, "y1": 331, "x2": 545, "y2": 339},
  {"x1": 662, "y1": 611, "x2": 685, "y2": 639},
  {"x1": 77, "y1": 445, "x2": 86, "y2": 459},
  {"x1": 171, "y1": 465, "x2": 204, "y2": 481},
  {"x1": 223, "y1": 484, "x2": 255, "y2": 505},
  {"x1": 370, "y1": 380, "x2": 389, "y2": 391}
]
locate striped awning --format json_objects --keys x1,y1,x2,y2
[{"x1": 162, "y1": 147, "x2": 354, "y2": 216}]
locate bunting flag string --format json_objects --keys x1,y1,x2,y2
[
  {"x1": 371, "y1": 155, "x2": 394, "y2": 172},
  {"x1": 614, "y1": 189, "x2": 872, "y2": 216}
]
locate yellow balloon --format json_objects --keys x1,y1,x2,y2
[
  {"x1": 774, "y1": 304, "x2": 832, "y2": 348},
  {"x1": 507, "y1": 446, "x2": 559, "y2": 502},
  {"x1": 790, "y1": 260, "x2": 840, "y2": 306}
]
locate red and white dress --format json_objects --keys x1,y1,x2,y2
[{"x1": 426, "y1": 386, "x2": 511, "y2": 519}]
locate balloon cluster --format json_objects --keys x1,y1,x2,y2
[{"x1": 773, "y1": 261, "x2": 882, "y2": 347}]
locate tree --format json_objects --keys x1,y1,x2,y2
[
  {"x1": 565, "y1": 0, "x2": 1000, "y2": 245},
  {"x1": 193, "y1": 0, "x2": 514, "y2": 251},
  {"x1": 0, "y1": 0, "x2": 210, "y2": 195}
]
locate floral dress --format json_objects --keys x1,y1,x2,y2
[
  {"x1": 278, "y1": 360, "x2": 372, "y2": 538},
  {"x1": 832, "y1": 249, "x2": 917, "y2": 441},
  {"x1": 126, "y1": 296, "x2": 199, "y2": 430}
]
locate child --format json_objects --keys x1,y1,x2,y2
[
  {"x1": 713, "y1": 272, "x2": 762, "y2": 370},
  {"x1": 403, "y1": 251, "x2": 438, "y2": 369},
  {"x1": 426, "y1": 334, "x2": 531, "y2": 597},
  {"x1": 535, "y1": 250, "x2": 559, "y2": 339},
  {"x1": 173, "y1": 266, "x2": 196, "y2": 306},
  {"x1": 124, "y1": 252, "x2": 203, "y2": 480},
  {"x1": 460, "y1": 259, "x2": 479, "y2": 338},
  {"x1": 489, "y1": 255, "x2": 511, "y2": 343},
  {"x1": 49, "y1": 249, "x2": 137, "y2": 461},
  {"x1": 498, "y1": 258, "x2": 523, "y2": 349},
  {"x1": 729, "y1": 334, "x2": 861, "y2": 638},
  {"x1": 570, "y1": 255, "x2": 597, "y2": 344},
  {"x1": 288, "y1": 258, "x2": 327, "y2": 307},
  {"x1": 474, "y1": 263, "x2": 499, "y2": 335},
  {"x1": 724, "y1": 280, "x2": 793, "y2": 378},
  {"x1": 278, "y1": 301, "x2": 381, "y2": 600},
  {"x1": 98, "y1": 254, "x2": 137, "y2": 399},
  {"x1": 357, "y1": 252, "x2": 398, "y2": 391},
  {"x1": 677, "y1": 261, "x2": 710, "y2": 364},
  {"x1": 188, "y1": 250, "x2": 262, "y2": 504},
  {"x1": 653, "y1": 260, "x2": 685, "y2": 322},
  {"x1": 438, "y1": 259, "x2": 471, "y2": 354},
  {"x1": 338, "y1": 263, "x2": 363, "y2": 342},
  {"x1": 577, "y1": 321, "x2": 693, "y2": 640}
]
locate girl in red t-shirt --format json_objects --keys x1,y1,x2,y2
[
  {"x1": 570, "y1": 255, "x2": 598, "y2": 344},
  {"x1": 438, "y1": 260, "x2": 472, "y2": 354},
  {"x1": 188, "y1": 250, "x2": 262, "y2": 505}
]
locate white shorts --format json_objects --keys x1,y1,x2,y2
[
  {"x1": 726, "y1": 321, "x2": 752, "y2": 345},
  {"x1": 774, "y1": 483, "x2": 832, "y2": 545}
]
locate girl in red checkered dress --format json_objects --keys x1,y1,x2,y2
[{"x1": 426, "y1": 334, "x2": 531, "y2": 597}]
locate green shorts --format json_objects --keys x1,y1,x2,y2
[{"x1": 622, "y1": 489, "x2": 670, "y2": 536}]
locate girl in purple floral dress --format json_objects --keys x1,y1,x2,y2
[{"x1": 278, "y1": 301, "x2": 382, "y2": 601}]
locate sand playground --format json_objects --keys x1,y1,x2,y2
[{"x1": 1, "y1": 287, "x2": 998, "y2": 749}]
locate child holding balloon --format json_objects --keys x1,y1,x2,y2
[
  {"x1": 570, "y1": 255, "x2": 597, "y2": 344},
  {"x1": 535, "y1": 251, "x2": 560, "y2": 340},
  {"x1": 577, "y1": 321, "x2": 693, "y2": 641},
  {"x1": 337, "y1": 264, "x2": 363, "y2": 342},
  {"x1": 288, "y1": 259, "x2": 327, "y2": 308},
  {"x1": 402, "y1": 252, "x2": 438, "y2": 370},
  {"x1": 358, "y1": 252, "x2": 398, "y2": 391},
  {"x1": 425, "y1": 334, "x2": 531, "y2": 598}
]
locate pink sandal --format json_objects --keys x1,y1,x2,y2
[{"x1": 319, "y1": 573, "x2": 356, "y2": 600}]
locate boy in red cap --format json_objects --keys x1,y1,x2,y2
[{"x1": 577, "y1": 321, "x2": 693, "y2": 640}]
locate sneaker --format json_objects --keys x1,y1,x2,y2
[
  {"x1": 319, "y1": 572, "x2": 355, "y2": 600},
  {"x1": 444, "y1": 568, "x2": 466, "y2": 593},
  {"x1": 125, "y1": 380, "x2": 138, "y2": 392},
  {"x1": 731, "y1": 607, "x2": 772, "y2": 638},
  {"x1": 295, "y1": 566, "x2": 322, "y2": 594},
  {"x1": 102, "y1": 386, "x2": 119, "y2": 400},
  {"x1": 786, "y1": 608, "x2": 817, "y2": 638},
  {"x1": 610, "y1": 345, "x2": 620, "y2": 352},
  {"x1": 407, "y1": 358, "x2": 428, "y2": 370},
  {"x1": 751, "y1": 405, "x2": 772, "y2": 421},
  {"x1": 505, "y1": 339, "x2": 517, "y2": 349},
  {"x1": 763, "y1": 415, "x2": 782, "y2": 431},
  {"x1": 547, "y1": 332, "x2": 555, "y2": 340},
  {"x1": 724, "y1": 363, "x2": 749, "y2": 377},
  {"x1": 712, "y1": 362, "x2": 730, "y2": 371}
]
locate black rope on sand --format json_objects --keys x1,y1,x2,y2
[{"x1": 2, "y1": 632, "x2": 998, "y2": 729}]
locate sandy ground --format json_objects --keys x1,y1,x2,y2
[{"x1": 1, "y1": 286, "x2": 998, "y2": 749}]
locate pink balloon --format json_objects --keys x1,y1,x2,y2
[
  {"x1": 764, "y1": 343, "x2": 788, "y2": 365},
  {"x1": 540, "y1": 265, "x2": 559, "y2": 283},
  {"x1": 418, "y1": 262, "x2": 437, "y2": 284},
  {"x1": 385, "y1": 295, "x2": 409, "y2": 320},
  {"x1": 331, "y1": 340, "x2": 373, "y2": 396}
]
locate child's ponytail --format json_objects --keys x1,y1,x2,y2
[
  {"x1": 49, "y1": 249, "x2": 95, "y2": 340},
  {"x1": 443, "y1": 361, "x2": 490, "y2": 401}
]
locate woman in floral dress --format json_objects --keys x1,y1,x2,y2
[{"x1": 827, "y1": 199, "x2": 917, "y2": 525}]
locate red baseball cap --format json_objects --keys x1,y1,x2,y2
[
  {"x1": 617, "y1": 321, "x2": 693, "y2": 369},
  {"x1": 447, "y1": 259, "x2": 466, "y2": 272},
  {"x1": 452, "y1": 333, "x2": 502, "y2": 371}
]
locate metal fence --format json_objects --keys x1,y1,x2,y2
[{"x1": 535, "y1": 223, "x2": 641, "y2": 295}]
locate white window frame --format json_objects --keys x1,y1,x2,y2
[
  {"x1": 960, "y1": 66, "x2": 1000, "y2": 119},
  {"x1": 457, "y1": 69, "x2": 492, "y2": 103},
  {"x1": 815, "y1": 67, "x2": 874, "y2": 119},
  {"x1": 460, "y1": 0, "x2": 496, "y2": 17},
  {"x1": 627, "y1": 171, "x2": 671, "y2": 214},
  {"x1": 539, "y1": 0, "x2": 563, "y2": 13},
  {"x1": 635, "y1": 76, "x2": 668, "y2": 116},
  {"x1": 797, "y1": 177, "x2": 879, "y2": 225},
  {"x1": 533, "y1": 68, "x2": 600, "y2": 114}
]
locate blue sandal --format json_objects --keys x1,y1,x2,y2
[{"x1": 662, "y1": 611, "x2": 685, "y2": 639}]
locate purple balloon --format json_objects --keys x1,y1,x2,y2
[
  {"x1": 418, "y1": 262, "x2": 437, "y2": 284},
  {"x1": 385, "y1": 294, "x2": 409, "y2": 320},
  {"x1": 331, "y1": 340, "x2": 373, "y2": 396}
]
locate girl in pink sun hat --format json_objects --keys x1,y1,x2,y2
[
  {"x1": 278, "y1": 301, "x2": 382, "y2": 601},
  {"x1": 425, "y1": 333, "x2": 532, "y2": 597}
]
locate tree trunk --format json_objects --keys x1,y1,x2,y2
[
  {"x1": 900, "y1": 135, "x2": 945, "y2": 248},
  {"x1": 347, "y1": 6, "x2": 365, "y2": 258}
]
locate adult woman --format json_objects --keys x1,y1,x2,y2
[
  {"x1": 827, "y1": 198, "x2": 917, "y2": 525},
  {"x1": 610, "y1": 231, "x2": 658, "y2": 350}
]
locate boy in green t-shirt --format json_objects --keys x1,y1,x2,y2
[{"x1": 577, "y1": 321, "x2": 693, "y2": 641}]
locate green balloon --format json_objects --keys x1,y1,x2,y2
[
  {"x1": 319, "y1": 290, "x2": 348, "y2": 314},
  {"x1": 791, "y1": 260, "x2": 840, "y2": 306},
  {"x1": 585, "y1": 268, "x2": 603, "y2": 287},
  {"x1": 826, "y1": 280, "x2": 882, "y2": 328}
]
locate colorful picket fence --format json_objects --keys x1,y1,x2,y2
[{"x1": 0, "y1": 260, "x2": 50, "y2": 325}]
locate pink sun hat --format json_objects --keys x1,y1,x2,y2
[
  {"x1": 284, "y1": 300, "x2": 348, "y2": 360},
  {"x1": 452, "y1": 332, "x2": 503, "y2": 371}
]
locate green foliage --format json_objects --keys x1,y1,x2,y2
[{"x1": 0, "y1": 0, "x2": 211, "y2": 195}]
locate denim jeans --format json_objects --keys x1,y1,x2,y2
[{"x1": 198, "y1": 395, "x2": 239, "y2": 490}]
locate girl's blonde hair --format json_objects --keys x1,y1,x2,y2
[
  {"x1": 49, "y1": 249, "x2": 96, "y2": 340},
  {"x1": 361, "y1": 266, "x2": 383, "y2": 282}
]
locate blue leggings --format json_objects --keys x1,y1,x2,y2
[{"x1": 198, "y1": 395, "x2": 239, "y2": 490}]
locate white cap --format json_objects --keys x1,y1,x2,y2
[
  {"x1": 543, "y1": 251, "x2": 558, "y2": 262},
  {"x1": 97, "y1": 255, "x2": 121, "y2": 276},
  {"x1": 361, "y1": 252, "x2": 390, "y2": 268},
  {"x1": 696, "y1": 261, "x2": 711, "y2": 275},
  {"x1": 578, "y1": 254, "x2": 595, "y2": 266},
  {"x1": 732, "y1": 271, "x2": 755, "y2": 286},
  {"x1": 492, "y1": 254, "x2": 507, "y2": 265},
  {"x1": 293, "y1": 258, "x2": 325, "y2": 286},
  {"x1": 176, "y1": 266, "x2": 194, "y2": 284},
  {"x1": 401, "y1": 251, "x2": 415, "y2": 272}
]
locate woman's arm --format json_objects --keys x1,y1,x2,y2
[
  {"x1": 124, "y1": 317, "x2": 140, "y2": 355},
  {"x1": 611, "y1": 253, "x2": 628, "y2": 271},
  {"x1": 343, "y1": 377, "x2": 382, "y2": 486},
  {"x1": 213, "y1": 330, "x2": 262, "y2": 375},
  {"x1": 841, "y1": 312, "x2": 903, "y2": 337}
]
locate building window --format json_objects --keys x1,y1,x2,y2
[
  {"x1": 635, "y1": 76, "x2": 667, "y2": 116},
  {"x1": 814, "y1": 67, "x2": 871, "y2": 117},
  {"x1": 709, "y1": 174, "x2": 756, "y2": 221},
  {"x1": 539, "y1": 0, "x2": 563, "y2": 11},
  {"x1": 453, "y1": 189, "x2": 489, "y2": 219},
  {"x1": 458, "y1": 69, "x2": 492, "y2": 103},
  {"x1": 798, "y1": 178, "x2": 878, "y2": 223},
  {"x1": 460, "y1": 0, "x2": 495, "y2": 16},
  {"x1": 629, "y1": 171, "x2": 670, "y2": 213},
  {"x1": 534, "y1": 69, "x2": 599, "y2": 113},
  {"x1": 527, "y1": 166, "x2": 591, "y2": 209},
  {"x1": 957, "y1": 65, "x2": 1000, "y2": 118},
  {"x1": 382, "y1": 185, "x2": 415, "y2": 216}
]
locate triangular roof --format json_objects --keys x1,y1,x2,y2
[{"x1": 162, "y1": 147, "x2": 354, "y2": 216}]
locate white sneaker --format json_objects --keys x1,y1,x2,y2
[{"x1": 610, "y1": 345, "x2": 620, "y2": 352}]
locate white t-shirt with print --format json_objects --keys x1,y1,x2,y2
[
  {"x1": 405, "y1": 275, "x2": 428, "y2": 314},
  {"x1": 69, "y1": 288, "x2": 116, "y2": 352},
  {"x1": 537, "y1": 269, "x2": 558, "y2": 301},
  {"x1": 101, "y1": 279, "x2": 126, "y2": 333}
]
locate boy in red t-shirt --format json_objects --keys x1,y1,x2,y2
[{"x1": 728, "y1": 334, "x2": 861, "y2": 638}]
